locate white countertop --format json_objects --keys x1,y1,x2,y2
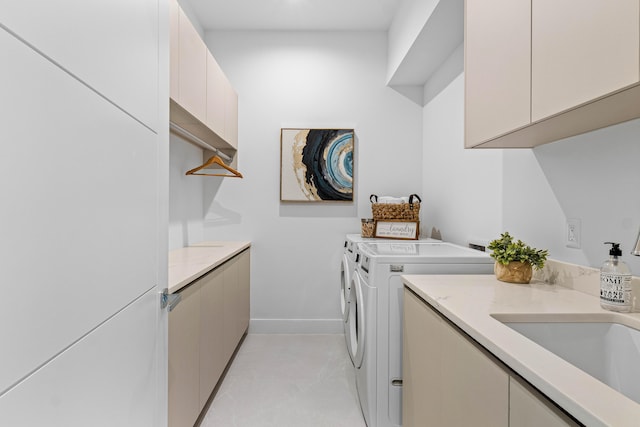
[
  {"x1": 168, "y1": 241, "x2": 251, "y2": 294},
  {"x1": 403, "y1": 274, "x2": 640, "y2": 427}
]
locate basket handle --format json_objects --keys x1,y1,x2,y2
[
  {"x1": 371, "y1": 194, "x2": 420, "y2": 204},
  {"x1": 409, "y1": 194, "x2": 421, "y2": 209}
]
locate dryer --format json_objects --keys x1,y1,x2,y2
[{"x1": 349, "y1": 242, "x2": 494, "y2": 427}]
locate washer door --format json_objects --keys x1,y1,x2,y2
[
  {"x1": 348, "y1": 271, "x2": 366, "y2": 369},
  {"x1": 340, "y1": 254, "x2": 351, "y2": 322}
]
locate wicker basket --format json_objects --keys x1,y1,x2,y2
[
  {"x1": 361, "y1": 219, "x2": 375, "y2": 238},
  {"x1": 370, "y1": 194, "x2": 421, "y2": 221}
]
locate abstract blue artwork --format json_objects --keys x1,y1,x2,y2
[{"x1": 280, "y1": 128, "x2": 354, "y2": 202}]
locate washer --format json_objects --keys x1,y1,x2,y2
[
  {"x1": 340, "y1": 235, "x2": 364, "y2": 325},
  {"x1": 340, "y1": 236, "x2": 363, "y2": 363},
  {"x1": 341, "y1": 234, "x2": 438, "y2": 364},
  {"x1": 349, "y1": 242, "x2": 494, "y2": 427}
]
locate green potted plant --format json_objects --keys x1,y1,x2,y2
[{"x1": 487, "y1": 232, "x2": 548, "y2": 284}]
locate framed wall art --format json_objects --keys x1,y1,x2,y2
[{"x1": 280, "y1": 128, "x2": 354, "y2": 202}]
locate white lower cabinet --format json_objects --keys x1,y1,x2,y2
[
  {"x1": 168, "y1": 282, "x2": 201, "y2": 427},
  {"x1": 169, "y1": 249, "x2": 250, "y2": 427},
  {"x1": 441, "y1": 315, "x2": 509, "y2": 426},
  {"x1": 402, "y1": 285, "x2": 443, "y2": 426},
  {"x1": 403, "y1": 288, "x2": 580, "y2": 427},
  {"x1": 403, "y1": 288, "x2": 508, "y2": 426},
  {"x1": 198, "y1": 266, "x2": 226, "y2": 411},
  {"x1": 510, "y1": 377, "x2": 580, "y2": 427}
]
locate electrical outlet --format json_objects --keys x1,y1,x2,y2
[{"x1": 566, "y1": 218, "x2": 581, "y2": 249}]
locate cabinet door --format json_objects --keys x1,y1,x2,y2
[
  {"x1": 464, "y1": 0, "x2": 531, "y2": 147},
  {"x1": 237, "y1": 250, "x2": 251, "y2": 337},
  {"x1": 199, "y1": 266, "x2": 226, "y2": 410},
  {"x1": 403, "y1": 288, "x2": 509, "y2": 426},
  {"x1": 402, "y1": 289, "x2": 443, "y2": 427},
  {"x1": 510, "y1": 377, "x2": 580, "y2": 427},
  {"x1": 441, "y1": 319, "x2": 509, "y2": 426},
  {"x1": 169, "y1": 283, "x2": 201, "y2": 427},
  {"x1": 531, "y1": 0, "x2": 640, "y2": 121},
  {"x1": 206, "y1": 51, "x2": 226, "y2": 138},
  {"x1": 178, "y1": 7, "x2": 207, "y2": 123},
  {"x1": 223, "y1": 255, "x2": 241, "y2": 361}
]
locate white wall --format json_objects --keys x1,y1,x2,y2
[
  {"x1": 422, "y1": 72, "x2": 503, "y2": 246},
  {"x1": 387, "y1": 0, "x2": 439, "y2": 82},
  {"x1": 523, "y1": 120, "x2": 640, "y2": 271},
  {"x1": 168, "y1": 134, "x2": 205, "y2": 250},
  {"x1": 422, "y1": 65, "x2": 640, "y2": 273},
  {"x1": 197, "y1": 31, "x2": 423, "y2": 333}
]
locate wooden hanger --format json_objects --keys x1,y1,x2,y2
[{"x1": 185, "y1": 155, "x2": 243, "y2": 178}]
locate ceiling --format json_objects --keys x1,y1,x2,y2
[{"x1": 181, "y1": 0, "x2": 403, "y2": 31}]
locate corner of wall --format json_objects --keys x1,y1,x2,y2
[{"x1": 387, "y1": 0, "x2": 439, "y2": 82}]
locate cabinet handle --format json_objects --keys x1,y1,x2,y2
[{"x1": 161, "y1": 288, "x2": 182, "y2": 312}]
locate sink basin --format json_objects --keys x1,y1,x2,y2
[{"x1": 493, "y1": 315, "x2": 640, "y2": 404}]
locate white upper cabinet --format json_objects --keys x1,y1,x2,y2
[
  {"x1": 206, "y1": 59, "x2": 239, "y2": 149},
  {"x1": 531, "y1": 0, "x2": 640, "y2": 121},
  {"x1": 178, "y1": 7, "x2": 207, "y2": 124},
  {"x1": 465, "y1": 0, "x2": 640, "y2": 148},
  {"x1": 170, "y1": 0, "x2": 239, "y2": 154},
  {"x1": 0, "y1": 0, "x2": 159, "y2": 131},
  {"x1": 206, "y1": 51, "x2": 226, "y2": 139},
  {"x1": 465, "y1": 0, "x2": 531, "y2": 148}
]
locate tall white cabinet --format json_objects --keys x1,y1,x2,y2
[{"x1": 0, "y1": 1, "x2": 166, "y2": 426}]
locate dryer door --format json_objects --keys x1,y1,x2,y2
[
  {"x1": 348, "y1": 271, "x2": 366, "y2": 368},
  {"x1": 340, "y1": 254, "x2": 351, "y2": 322}
]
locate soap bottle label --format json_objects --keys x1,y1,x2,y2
[{"x1": 600, "y1": 272, "x2": 632, "y2": 307}]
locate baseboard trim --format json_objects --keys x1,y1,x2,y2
[{"x1": 249, "y1": 318, "x2": 344, "y2": 334}]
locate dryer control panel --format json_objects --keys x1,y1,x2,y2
[{"x1": 360, "y1": 255, "x2": 370, "y2": 273}]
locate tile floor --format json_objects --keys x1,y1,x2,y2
[{"x1": 198, "y1": 334, "x2": 367, "y2": 427}]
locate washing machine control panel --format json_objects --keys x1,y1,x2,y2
[{"x1": 360, "y1": 255, "x2": 370, "y2": 273}]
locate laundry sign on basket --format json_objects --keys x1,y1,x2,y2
[{"x1": 374, "y1": 221, "x2": 420, "y2": 240}]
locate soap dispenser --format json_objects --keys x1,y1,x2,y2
[{"x1": 600, "y1": 242, "x2": 632, "y2": 312}]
